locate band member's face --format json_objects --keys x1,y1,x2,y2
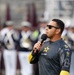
[
  {"x1": 8, "y1": 25, "x2": 13, "y2": 30},
  {"x1": 69, "y1": 28, "x2": 74, "y2": 33},
  {"x1": 40, "y1": 22, "x2": 47, "y2": 28},
  {"x1": 22, "y1": 26, "x2": 30, "y2": 32}
]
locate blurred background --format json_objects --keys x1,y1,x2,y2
[
  {"x1": 0, "y1": 0, "x2": 74, "y2": 75},
  {"x1": 0, "y1": 0, "x2": 74, "y2": 27}
]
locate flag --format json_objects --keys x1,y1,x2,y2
[
  {"x1": 26, "y1": 2, "x2": 37, "y2": 27},
  {"x1": 6, "y1": 4, "x2": 11, "y2": 21}
]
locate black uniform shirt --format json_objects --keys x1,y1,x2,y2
[{"x1": 31, "y1": 39, "x2": 71, "y2": 75}]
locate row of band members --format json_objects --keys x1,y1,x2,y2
[{"x1": 0, "y1": 18, "x2": 74, "y2": 75}]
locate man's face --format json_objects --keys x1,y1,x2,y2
[{"x1": 45, "y1": 21, "x2": 59, "y2": 39}]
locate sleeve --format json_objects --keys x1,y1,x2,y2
[
  {"x1": 28, "y1": 50, "x2": 39, "y2": 64},
  {"x1": 59, "y1": 44, "x2": 72, "y2": 75}
]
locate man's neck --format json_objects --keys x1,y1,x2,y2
[{"x1": 50, "y1": 35, "x2": 61, "y2": 42}]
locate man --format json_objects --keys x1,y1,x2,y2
[
  {"x1": 28, "y1": 19, "x2": 71, "y2": 75},
  {"x1": 29, "y1": 17, "x2": 48, "y2": 75},
  {"x1": 1, "y1": 21, "x2": 18, "y2": 75},
  {"x1": 18, "y1": 21, "x2": 33, "y2": 75}
]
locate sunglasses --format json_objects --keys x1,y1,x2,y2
[{"x1": 47, "y1": 25, "x2": 59, "y2": 29}]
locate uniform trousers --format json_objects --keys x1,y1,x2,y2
[
  {"x1": 18, "y1": 51, "x2": 33, "y2": 75},
  {"x1": 3, "y1": 49, "x2": 17, "y2": 75}
]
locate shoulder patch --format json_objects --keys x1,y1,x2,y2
[{"x1": 64, "y1": 44, "x2": 70, "y2": 51}]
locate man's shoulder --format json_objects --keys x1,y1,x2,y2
[
  {"x1": 61, "y1": 39, "x2": 70, "y2": 47},
  {"x1": 60, "y1": 39, "x2": 71, "y2": 52},
  {"x1": 57, "y1": 39, "x2": 71, "y2": 52}
]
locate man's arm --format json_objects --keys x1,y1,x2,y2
[
  {"x1": 59, "y1": 45, "x2": 71, "y2": 75},
  {"x1": 28, "y1": 41, "x2": 42, "y2": 64},
  {"x1": 60, "y1": 70, "x2": 70, "y2": 75},
  {"x1": 28, "y1": 50, "x2": 39, "y2": 64}
]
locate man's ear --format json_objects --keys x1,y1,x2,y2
[{"x1": 56, "y1": 29, "x2": 61, "y2": 34}]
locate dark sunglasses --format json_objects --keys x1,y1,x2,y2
[{"x1": 47, "y1": 25, "x2": 59, "y2": 29}]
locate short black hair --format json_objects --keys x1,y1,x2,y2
[{"x1": 52, "y1": 19, "x2": 65, "y2": 34}]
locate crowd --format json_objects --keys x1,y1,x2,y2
[
  {"x1": 0, "y1": 18, "x2": 47, "y2": 75},
  {"x1": 0, "y1": 18, "x2": 74, "y2": 75}
]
